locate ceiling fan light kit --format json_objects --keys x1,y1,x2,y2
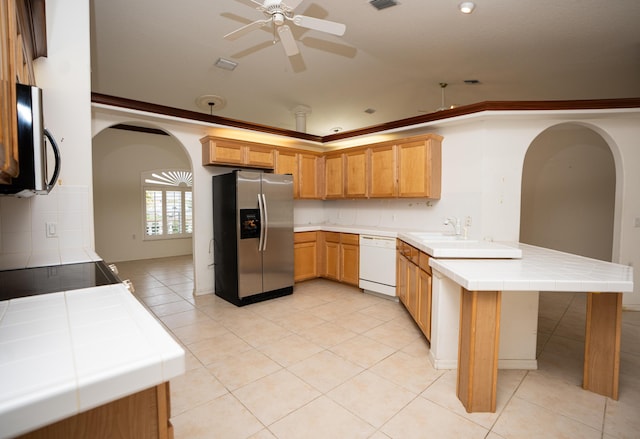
[{"x1": 224, "y1": 0, "x2": 347, "y2": 58}]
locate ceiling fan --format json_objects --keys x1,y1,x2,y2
[{"x1": 224, "y1": 0, "x2": 347, "y2": 57}]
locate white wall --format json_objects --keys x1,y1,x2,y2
[
  {"x1": 92, "y1": 127, "x2": 192, "y2": 262},
  {"x1": 0, "y1": 0, "x2": 93, "y2": 262},
  {"x1": 91, "y1": 109, "x2": 640, "y2": 307}
]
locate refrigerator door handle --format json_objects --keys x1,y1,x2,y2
[
  {"x1": 257, "y1": 194, "x2": 265, "y2": 252},
  {"x1": 261, "y1": 193, "x2": 269, "y2": 251}
]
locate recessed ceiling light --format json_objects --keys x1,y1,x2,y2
[
  {"x1": 330, "y1": 127, "x2": 343, "y2": 133},
  {"x1": 364, "y1": 108, "x2": 376, "y2": 114},
  {"x1": 214, "y1": 57, "x2": 238, "y2": 71},
  {"x1": 459, "y1": 2, "x2": 475, "y2": 14},
  {"x1": 464, "y1": 79, "x2": 480, "y2": 84}
]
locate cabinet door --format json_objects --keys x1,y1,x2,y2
[
  {"x1": 397, "y1": 137, "x2": 442, "y2": 198},
  {"x1": 276, "y1": 150, "x2": 299, "y2": 198},
  {"x1": 245, "y1": 143, "x2": 275, "y2": 169},
  {"x1": 369, "y1": 144, "x2": 396, "y2": 198},
  {"x1": 201, "y1": 137, "x2": 244, "y2": 165},
  {"x1": 0, "y1": 0, "x2": 19, "y2": 181},
  {"x1": 324, "y1": 153, "x2": 344, "y2": 199},
  {"x1": 396, "y1": 250, "x2": 408, "y2": 306},
  {"x1": 407, "y1": 261, "x2": 419, "y2": 319},
  {"x1": 340, "y1": 233, "x2": 359, "y2": 286},
  {"x1": 418, "y1": 268, "x2": 432, "y2": 341},
  {"x1": 299, "y1": 153, "x2": 320, "y2": 199},
  {"x1": 294, "y1": 241, "x2": 317, "y2": 281},
  {"x1": 324, "y1": 241, "x2": 340, "y2": 280},
  {"x1": 344, "y1": 149, "x2": 368, "y2": 198}
]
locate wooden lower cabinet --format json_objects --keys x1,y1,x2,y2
[
  {"x1": 340, "y1": 233, "x2": 359, "y2": 286},
  {"x1": 17, "y1": 383, "x2": 173, "y2": 439},
  {"x1": 322, "y1": 232, "x2": 341, "y2": 281},
  {"x1": 396, "y1": 239, "x2": 432, "y2": 342},
  {"x1": 294, "y1": 232, "x2": 318, "y2": 281},
  {"x1": 418, "y1": 268, "x2": 432, "y2": 340}
]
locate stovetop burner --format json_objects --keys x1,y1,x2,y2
[{"x1": 0, "y1": 261, "x2": 121, "y2": 301}]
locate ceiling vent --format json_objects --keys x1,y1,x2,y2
[{"x1": 369, "y1": 0, "x2": 398, "y2": 10}]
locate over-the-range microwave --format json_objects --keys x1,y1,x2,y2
[{"x1": 0, "y1": 83, "x2": 60, "y2": 197}]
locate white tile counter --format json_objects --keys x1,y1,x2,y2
[
  {"x1": 426, "y1": 243, "x2": 634, "y2": 413},
  {"x1": 399, "y1": 232, "x2": 523, "y2": 259},
  {"x1": 0, "y1": 248, "x2": 102, "y2": 271},
  {"x1": 429, "y1": 243, "x2": 633, "y2": 292},
  {"x1": 0, "y1": 284, "x2": 185, "y2": 439},
  {"x1": 294, "y1": 223, "x2": 411, "y2": 238}
]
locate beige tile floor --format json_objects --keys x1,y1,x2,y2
[{"x1": 117, "y1": 255, "x2": 640, "y2": 439}]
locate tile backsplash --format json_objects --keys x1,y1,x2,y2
[{"x1": 0, "y1": 186, "x2": 93, "y2": 266}]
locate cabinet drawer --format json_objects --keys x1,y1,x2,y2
[
  {"x1": 294, "y1": 231, "x2": 317, "y2": 243},
  {"x1": 324, "y1": 232, "x2": 341, "y2": 243},
  {"x1": 341, "y1": 233, "x2": 359, "y2": 246}
]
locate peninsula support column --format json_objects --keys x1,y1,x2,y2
[
  {"x1": 583, "y1": 292, "x2": 622, "y2": 399},
  {"x1": 456, "y1": 288, "x2": 501, "y2": 413}
]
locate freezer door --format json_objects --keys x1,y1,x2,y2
[
  {"x1": 261, "y1": 173, "x2": 294, "y2": 292},
  {"x1": 236, "y1": 171, "x2": 263, "y2": 298}
]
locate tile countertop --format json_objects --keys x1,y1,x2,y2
[
  {"x1": 398, "y1": 232, "x2": 523, "y2": 258},
  {"x1": 429, "y1": 243, "x2": 634, "y2": 293},
  {"x1": 294, "y1": 224, "x2": 408, "y2": 238},
  {"x1": 0, "y1": 248, "x2": 102, "y2": 271},
  {"x1": 0, "y1": 284, "x2": 185, "y2": 439}
]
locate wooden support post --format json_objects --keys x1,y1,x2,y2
[
  {"x1": 456, "y1": 288, "x2": 501, "y2": 413},
  {"x1": 583, "y1": 292, "x2": 622, "y2": 399}
]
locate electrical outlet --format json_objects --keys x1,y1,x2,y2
[
  {"x1": 465, "y1": 216, "x2": 472, "y2": 227},
  {"x1": 635, "y1": 217, "x2": 640, "y2": 228}
]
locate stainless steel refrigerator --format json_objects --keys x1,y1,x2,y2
[{"x1": 212, "y1": 170, "x2": 294, "y2": 306}]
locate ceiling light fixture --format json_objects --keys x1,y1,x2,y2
[
  {"x1": 195, "y1": 94, "x2": 227, "y2": 114},
  {"x1": 459, "y1": 2, "x2": 476, "y2": 14},
  {"x1": 214, "y1": 57, "x2": 238, "y2": 71}
]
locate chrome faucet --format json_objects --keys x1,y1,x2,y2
[{"x1": 444, "y1": 217, "x2": 462, "y2": 236}]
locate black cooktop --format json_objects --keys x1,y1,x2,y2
[{"x1": 0, "y1": 261, "x2": 121, "y2": 301}]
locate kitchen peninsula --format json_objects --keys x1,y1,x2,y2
[{"x1": 294, "y1": 224, "x2": 634, "y2": 414}]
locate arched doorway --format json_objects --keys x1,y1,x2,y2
[
  {"x1": 92, "y1": 123, "x2": 193, "y2": 263},
  {"x1": 520, "y1": 123, "x2": 616, "y2": 262}
]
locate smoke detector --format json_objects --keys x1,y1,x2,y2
[{"x1": 196, "y1": 94, "x2": 227, "y2": 113}]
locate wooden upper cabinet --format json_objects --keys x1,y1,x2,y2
[
  {"x1": 344, "y1": 148, "x2": 368, "y2": 198},
  {"x1": 299, "y1": 152, "x2": 320, "y2": 199},
  {"x1": 1, "y1": 0, "x2": 17, "y2": 182},
  {"x1": 201, "y1": 136, "x2": 274, "y2": 169},
  {"x1": 275, "y1": 149, "x2": 299, "y2": 198},
  {"x1": 369, "y1": 143, "x2": 397, "y2": 198},
  {"x1": 275, "y1": 149, "x2": 322, "y2": 199},
  {"x1": 245, "y1": 143, "x2": 275, "y2": 168},
  {"x1": 323, "y1": 152, "x2": 344, "y2": 199},
  {"x1": 397, "y1": 134, "x2": 442, "y2": 198}
]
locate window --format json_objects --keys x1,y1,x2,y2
[{"x1": 143, "y1": 170, "x2": 192, "y2": 240}]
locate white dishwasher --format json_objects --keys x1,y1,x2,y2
[{"x1": 359, "y1": 235, "x2": 397, "y2": 298}]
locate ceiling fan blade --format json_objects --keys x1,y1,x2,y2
[
  {"x1": 292, "y1": 15, "x2": 346, "y2": 36},
  {"x1": 224, "y1": 19, "x2": 270, "y2": 40},
  {"x1": 277, "y1": 25, "x2": 299, "y2": 56},
  {"x1": 234, "y1": 0, "x2": 265, "y2": 9}
]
